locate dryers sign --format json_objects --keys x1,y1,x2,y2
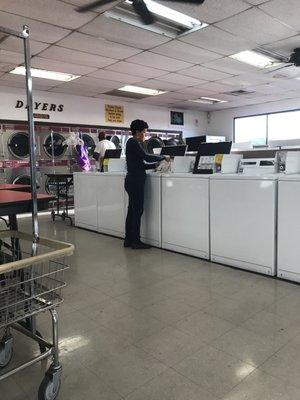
[{"x1": 15, "y1": 100, "x2": 64, "y2": 112}]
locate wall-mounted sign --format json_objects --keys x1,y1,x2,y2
[
  {"x1": 170, "y1": 111, "x2": 184, "y2": 126},
  {"x1": 15, "y1": 100, "x2": 64, "y2": 112},
  {"x1": 105, "y1": 104, "x2": 124, "y2": 123},
  {"x1": 33, "y1": 113, "x2": 50, "y2": 119}
]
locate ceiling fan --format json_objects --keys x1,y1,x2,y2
[{"x1": 76, "y1": 0, "x2": 206, "y2": 25}]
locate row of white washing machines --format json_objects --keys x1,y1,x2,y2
[{"x1": 74, "y1": 167, "x2": 300, "y2": 284}]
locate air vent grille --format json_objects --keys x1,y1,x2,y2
[
  {"x1": 104, "y1": 90, "x2": 148, "y2": 99},
  {"x1": 224, "y1": 89, "x2": 255, "y2": 96}
]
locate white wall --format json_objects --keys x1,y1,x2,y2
[
  {"x1": 207, "y1": 98, "x2": 300, "y2": 140},
  {"x1": 0, "y1": 85, "x2": 207, "y2": 137}
]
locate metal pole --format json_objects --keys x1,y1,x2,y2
[{"x1": 23, "y1": 25, "x2": 39, "y2": 251}]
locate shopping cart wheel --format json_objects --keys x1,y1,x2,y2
[
  {"x1": 38, "y1": 368, "x2": 61, "y2": 400},
  {"x1": 0, "y1": 335, "x2": 13, "y2": 368}
]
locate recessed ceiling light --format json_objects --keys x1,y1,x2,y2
[
  {"x1": 106, "y1": 0, "x2": 208, "y2": 38},
  {"x1": 230, "y1": 50, "x2": 283, "y2": 69},
  {"x1": 126, "y1": 0, "x2": 204, "y2": 30},
  {"x1": 189, "y1": 97, "x2": 228, "y2": 105},
  {"x1": 118, "y1": 85, "x2": 166, "y2": 96},
  {"x1": 9, "y1": 66, "x2": 80, "y2": 82}
]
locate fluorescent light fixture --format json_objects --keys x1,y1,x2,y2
[
  {"x1": 125, "y1": 0, "x2": 205, "y2": 29},
  {"x1": 118, "y1": 85, "x2": 166, "y2": 96},
  {"x1": 189, "y1": 97, "x2": 228, "y2": 105},
  {"x1": 10, "y1": 66, "x2": 80, "y2": 82},
  {"x1": 230, "y1": 50, "x2": 282, "y2": 69}
]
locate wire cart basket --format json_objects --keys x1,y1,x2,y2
[{"x1": 0, "y1": 230, "x2": 74, "y2": 400}]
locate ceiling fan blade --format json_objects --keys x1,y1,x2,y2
[
  {"x1": 132, "y1": 0, "x2": 155, "y2": 25},
  {"x1": 76, "y1": 0, "x2": 115, "y2": 13}
]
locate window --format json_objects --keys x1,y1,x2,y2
[
  {"x1": 268, "y1": 110, "x2": 300, "y2": 141},
  {"x1": 234, "y1": 109, "x2": 300, "y2": 147},
  {"x1": 234, "y1": 115, "x2": 267, "y2": 146}
]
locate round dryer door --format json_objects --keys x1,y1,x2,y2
[
  {"x1": 8, "y1": 132, "x2": 29, "y2": 159},
  {"x1": 44, "y1": 133, "x2": 67, "y2": 158},
  {"x1": 81, "y1": 134, "x2": 95, "y2": 156},
  {"x1": 146, "y1": 137, "x2": 164, "y2": 154},
  {"x1": 12, "y1": 175, "x2": 40, "y2": 189},
  {"x1": 111, "y1": 135, "x2": 121, "y2": 149}
]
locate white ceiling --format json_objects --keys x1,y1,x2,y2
[{"x1": 0, "y1": 0, "x2": 299, "y2": 111}]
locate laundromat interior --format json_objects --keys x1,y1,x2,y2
[{"x1": 1, "y1": 1, "x2": 300, "y2": 399}]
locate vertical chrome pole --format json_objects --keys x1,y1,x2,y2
[{"x1": 23, "y1": 25, "x2": 39, "y2": 251}]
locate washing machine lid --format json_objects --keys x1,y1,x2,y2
[
  {"x1": 8, "y1": 132, "x2": 29, "y2": 158},
  {"x1": 44, "y1": 133, "x2": 67, "y2": 157}
]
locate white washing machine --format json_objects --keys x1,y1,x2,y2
[
  {"x1": 277, "y1": 174, "x2": 300, "y2": 282},
  {"x1": 124, "y1": 172, "x2": 162, "y2": 246},
  {"x1": 97, "y1": 172, "x2": 126, "y2": 238},
  {"x1": 210, "y1": 173, "x2": 278, "y2": 276},
  {"x1": 74, "y1": 172, "x2": 99, "y2": 231},
  {"x1": 161, "y1": 173, "x2": 210, "y2": 258},
  {"x1": 141, "y1": 172, "x2": 161, "y2": 247}
]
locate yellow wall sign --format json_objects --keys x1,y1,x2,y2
[{"x1": 105, "y1": 104, "x2": 124, "y2": 123}]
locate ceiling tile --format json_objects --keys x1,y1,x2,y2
[
  {"x1": 126, "y1": 52, "x2": 193, "y2": 72},
  {"x1": 155, "y1": 73, "x2": 207, "y2": 87},
  {"x1": 216, "y1": 8, "x2": 298, "y2": 45},
  {"x1": 179, "y1": 26, "x2": 257, "y2": 56},
  {"x1": 196, "y1": 81, "x2": 241, "y2": 93},
  {"x1": 264, "y1": 35, "x2": 300, "y2": 57},
  {"x1": 0, "y1": 49, "x2": 24, "y2": 64},
  {"x1": 80, "y1": 15, "x2": 170, "y2": 50},
  {"x1": 0, "y1": 37, "x2": 49, "y2": 55},
  {"x1": 202, "y1": 57, "x2": 260, "y2": 74},
  {"x1": 244, "y1": 0, "x2": 270, "y2": 4},
  {"x1": 152, "y1": 92, "x2": 195, "y2": 101},
  {"x1": 31, "y1": 57, "x2": 98, "y2": 75},
  {"x1": 179, "y1": 65, "x2": 232, "y2": 81},
  {"x1": 175, "y1": 87, "x2": 217, "y2": 97},
  {"x1": 49, "y1": 85, "x2": 100, "y2": 97},
  {"x1": 105, "y1": 61, "x2": 166, "y2": 78},
  {"x1": 68, "y1": 76, "x2": 121, "y2": 89},
  {"x1": 0, "y1": 11, "x2": 70, "y2": 43},
  {"x1": 38, "y1": 46, "x2": 116, "y2": 68},
  {"x1": 247, "y1": 82, "x2": 296, "y2": 95},
  {"x1": 218, "y1": 72, "x2": 274, "y2": 86},
  {"x1": 87, "y1": 69, "x2": 145, "y2": 84},
  {"x1": 138, "y1": 79, "x2": 186, "y2": 91},
  {"x1": 94, "y1": 93, "x2": 136, "y2": 102},
  {"x1": 170, "y1": 101, "x2": 213, "y2": 111},
  {"x1": 0, "y1": 63, "x2": 15, "y2": 72},
  {"x1": 0, "y1": 0, "x2": 95, "y2": 29},
  {"x1": 264, "y1": 65, "x2": 300, "y2": 79},
  {"x1": 57, "y1": 32, "x2": 142, "y2": 60},
  {"x1": 156, "y1": 0, "x2": 251, "y2": 24},
  {"x1": 0, "y1": 72, "x2": 61, "y2": 88},
  {"x1": 259, "y1": 0, "x2": 300, "y2": 31},
  {"x1": 150, "y1": 40, "x2": 222, "y2": 64},
  {"x1": 64, "y1": 0, "x2": 122, "y2": 12}
]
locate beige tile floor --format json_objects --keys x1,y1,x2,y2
[{"x1": 1, "y1": 215, "x2": 300, "y2": 399}]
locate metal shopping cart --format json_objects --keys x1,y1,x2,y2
[{"x1": 0, "y1": 230, "x2": 74, "y2": 400}]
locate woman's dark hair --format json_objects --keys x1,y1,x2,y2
[{"x1": 130, "y1": 119, "x2": 149, "y2": 135}]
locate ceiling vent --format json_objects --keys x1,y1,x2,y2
[
  {"x1": 104, "y1": 89, "x2": 148, "y2": 99},
  {"x1": 224, "y1": 89, "x2": 255, "y2": 96}
]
